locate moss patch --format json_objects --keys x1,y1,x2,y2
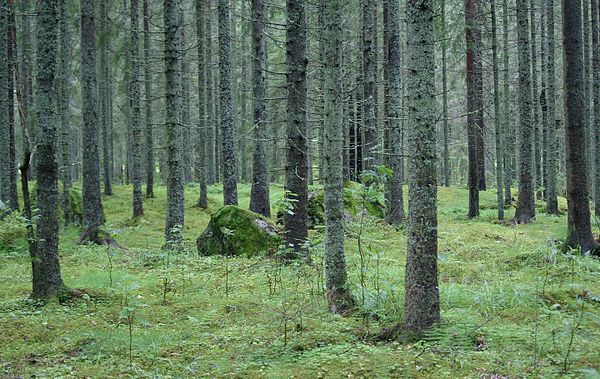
[{"x1": 197, "y1": 205, "x2": 282, "y2": 257}]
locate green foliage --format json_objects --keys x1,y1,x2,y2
[{"x1": 0, "y1": 212, "x2": 27, "y2": 251}]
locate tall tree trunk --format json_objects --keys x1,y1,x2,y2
[
  {"x1": 592, "y1": 0, "x2": 600, "y2": 217},
  {"x1": 402, "y1": 0, "x2": 440, "y2": 338},
  {"x1": 238, "y1": 0, "x2": 250, "y2": 183},
  {"x1": 196, "y1": 0, "x2": 208, "y2": 208},
  {"x1": 100, "y1": 0, "x2": 112, "y2": 196},
  {"x1": 545, "y1": 0, "x2": 558, "y2": 214},
  {"x1": 385, "y1": 0, "x2": 404, "y2": 225},
  {"x1": 249, "y1": 0, "x2": 271, "y2": 217},
  {"x1": 6, "y1": 0, "x2": 18, "y2": 210},
  {"x1": 474, "y1": 0, "x2": 485, "y2": 191},
  {"x1": 0, "y1": 0, "x2": 10, "y2": 205},
  {"x1": 206, "y1": 0, "x2": 217, "y2": 185},
  {"x1": 540, "y1": 3, "x2": 548, "y2": 201},
  {"x1": 80, "y1": 0, "x2": 107, "y2": 242},
  {"x1": 362, "y1": 0, "x2": 378, "y2": 171},
  {"x1": 33, "y1": 0, "x2": 66, "y2": 299},
  {"x1": 58, "y1": 0, "x2": 71, "y2": 223},
  {"x1": 441, "y1": 0, "x2": 450, "y2": 187},
  {"x1": 130, "y1": 0, "x2": 144, "y2": 218},
  {"x1": 582, "y1": 0, "x2": 592, "y2": 194},
  {"x1": 503, "y1": 0, "x2": 513, "y2": 205},
  {"x1": 164, "y1": 0, "x2": 185, "y2": 247},
  {"x1": 143, "y1": 0, "x2": 154, "y2": 198},
  {"x1": 562, "y1": 0, "x2": 597, "y2": 254},
  {"x1": 514, "y1": 0, "x2": 536, "y2": 224},
  {"x1": 283, "y1": 0, "x2": 309, "y2": 249},
  {"x1": 492, "y1": 0, "x2": 504, "y2": 220},
  {"x1": 218, "y1": 0, "x2": 238, "y2": 205},
  {"x1": 466, "y1": 0, "x2": 480, "y2": 218},
  {"x1": 530, "y1": 0, "x2": 542, "y2": 201},
  {"x1": 181, "y1": 9, "x2": 194, "y2": 184},
  {"x1": 323, "y1": 0, "x2": 353, "y2": 314}
]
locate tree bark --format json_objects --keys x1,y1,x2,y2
[
  {"x1": 591, "y1": 0, "x2": 600, "y2": 217},
  {"x1": 99, "y1": 0, "x2": 112, "y2": 196},
  {"x1": 196, "y1": 0, "x2": 208, "y2": 208},
  {"x1": 143, "y1": 0, "x2": 155, "y2": 198},
  {"x1": 492, "y1": 0, "x2": 504, "y2": 220},
  {"x1": 249, "y1": 0, "x2": 271, "y2": 217},
  {"x1": 402, "y1": 0, "x2": 440, "y2": 338},
  {"x1": 0, "y1": 0, "x2": 10, "y2": 205},
  {"x1": 362, "y1": 0, "x2": 378, "y2": 170},
  {"x1": 545, "y1": 0, "x2": 558, "y2": 214},
  {"x1": 562, "y1": 0, "x2": 598, "y2": 254},
  {"x1": 466, "y1": 0, "x2": 480, "y2": 218}
]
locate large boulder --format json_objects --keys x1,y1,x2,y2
[{"x1": 197, "y1": 205, "x2": 283, "y2": 257}]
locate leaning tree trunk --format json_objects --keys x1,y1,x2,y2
[
  {"x1": 514, "y1": 0, "x2": 536, "y2": 224},
  {"x1": 164, "y1": 0, "x2": 185, "y2": 247},
  {"x1": 33, "y1": 0, "x2": 66, "y2": 299},
  {"x1": 80, "y1": 0, "x2": 107, "y2": 243},
  {"x1": 196, "y1": 0, "x2": 208, "y2": 208},
  {"x1": 385, "y1": 0, "x2": 404, "y2": 226},
  {"x1": 249, "y1": 0, "x2": 271, "y2": 217},
  {"x1": 143, "y1": 0, "x2": 155, "y2": 198},
  {"x1": 562, "y1": 0, "x2": 598, "y2": 254},
  {"x1": 323, "y1": 0, "x2": 353, "y2": 314},
  {"x1": 545, "y1": 0, "x2": 558, "y2": 214},
  {"x1": 130, "y1": 0, "x2": 144, "y2": 218},
  {"x1": 402, "y1": 0, "x2": 440, "y2": 339},
  {"x1": 283, "y1": 0, "x2": 309, "y2": 250},
  {"x1": 465, "y1": 0, "x2": 479, "y2": 218},
  {"x1": 218, "y1": 0, "x2": 238, "y2": 205}
]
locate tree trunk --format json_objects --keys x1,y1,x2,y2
[
  {"x1": 0, "y1": 0, "x2": 10, "y2": 205},
  {"x1": 218, "y1": 0, "x2": 238, "y2": 205},
  {"x1": 99, "y1": 0, "x2": 112, "y2": 196},
  {"x1": 492, "y1": 0, "x2": 504, "y2": 220},
  {"x1": 249, "y1": 0, "x2": 271, "y2": 217},
  {"x1": 402, "y1": 0, "x2": 440, "y2": 338},
  {"x1": 503, "y1": 0, "x2": 513, "y2": 206},
  {"x1": 196, "y1": 0, "x2": 208, "y2": 208},
  {"x1": 323, "y1": 0, "x2": 353, "y2": 314},
  {"x1": 164, "y1": 0, "x2": 185, "y2": 247},
  {"x1": 283, "y1": 0, "x2": 309, "y2": 250},
  {"x1": 441, "y1": 0, "x2": 450, "y2": 188},
  {"x1": 33, "y1": 0, "x2": 66, "y2": 299},
  {"x1": 80, "y1": 0, "x2": 107, "y2": 242},
  {"x1": 57, "y1": 0, "x2": 71, "y2": 223},
  {"x1": 562, "y1": 0, "x2": 598, "y2": 254},
  {"x1": 206, "y1": 0, "x2": 217, "y2": 185},
  {"x1": 591, "y1": 0, "x2": 600, "y2": 217},
  {"x1": 385, "y1": 0, "x2": 404, "y2": 225},
  {"x1": 466, "y1": 0, "x2": 480, "y2": 218},
  {"x1": 143, "y1": 0, "x2": 155, "y2": 198},
  {"x1": 545, "y1": 0, "x2": 558, "y2": 214},
  {"x1": 130, "y1": 0, "x2": 144, "y2": 218},
  {"x1": 7, "y1": 0, "x2": 18, "y2": 210},
  {"x1": 514, "y1": 0, "x2": 536, "y2": 224},
  {"x1": 362, "y1": 0, "x2": 378, "y2": 171}
]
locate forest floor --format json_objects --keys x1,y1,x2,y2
[{"x1": 1, "y1": 183, "x2": 600, "y2": 378}]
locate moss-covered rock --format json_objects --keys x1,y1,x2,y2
[{"x1": 197, "y1": 205, "x2": 282, "y2": 257}]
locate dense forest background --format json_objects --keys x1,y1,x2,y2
[{"x1": 1, "y1": 0, "x2": 600, "y2": 377}]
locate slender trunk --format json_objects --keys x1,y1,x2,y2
[
  {"x1": 283, "y1": 0, "x2": 309, "y2": 249},
  {"x1": 441, "y1": 0, "x2": 450, "y2": 187},
  {"x1": 466, "y1": 0, "x2": 480, "y2": 218},
  {"x1": 58, "y1": 0, "x2": 72, "y2": 224},
  {"x1": 503, "y1": 0, "x2": 513, "y2": 205},
  {"x1": 323, "y1": 0, "x2": 353, "y2": 313},
  {"x1": 592, "y1": 0, "x2": 600, "y2": 217},
  {"x1": 130, "y1": 0, "x2": 144, "y2": 218},
  {"x1": 362, "y1": 0, "x2": 378, "y2": 171},
  {"x1": 206, "y1": 0, "x2": 217, "y2": 185},
  {"x1": 492, "y1": 0, "x2": 504, "y2": 220},
  {"x1": 249, "y1": 0, "x2": 271, "y2": 216},
  {"x1": 530, "y1": 0, "x2": 542, "y2": 200},
  {"x1": 143, "y1": 0, "x2": 154, "y2": 198},
  {"x1": 164, "y1": 0, "x2": 185, "y2": 247},
  {"x1": 7, "y1": 0, "x2": 18, "y2": 210},
  {"x1": 196, "y1": 0, "x2": 208, "y2": 208},
  {"x1": 402, "y1": 0, "x2": 440, "y2": 338},
  {"x1": 0, "y1": 0, "x2": 10, "y2": 204},
  {"x1": 514, "y1": 0, "x2": 536, "y2": 224},
  {"x1": 100, "y1": 0, "x2": 112, "y2": 196},
  {"x1": 33, "y1": 0, "x2": 66, "y2": 299},
  {"x1": 545, "y1": 0, "x2": 558, "y2": 214},
  {"x1": 218, "y1": 0, "x2": 238, "y2": 205}
]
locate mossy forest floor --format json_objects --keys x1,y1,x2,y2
[{"x1": 2, "y1": 183, "x2": 600, "y2": 378}]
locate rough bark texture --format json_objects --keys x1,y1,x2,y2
[
  {"x1": 58, "y1": 0, "x2": 71, "y2": 222},
  {"x1": 33, "y1": 0, "x2": 65, "y2": 299},
  {"x1": 441, "y1": 0, "x2": 450, "y2": 188},
  {"x1": 491, "y1": 0, "x2": 504, "y2": 220},
  {"x1": 502, "y1": 0, "x2": 513, "y2": 205},
  {"x1": 562, "y1": 0, "x2": 598, "y2": 254},
  {"x1": 130, "y1": 0, "x2": 144, "y2": 218},
  {"x1": 206, "y1": 0, "x2": 217, "y2": 185},
  {"x1": 218, "y1": 0, "x2": 238, "y2": 205},
  {"x1": 196, "y1": 0, "x2": 208, "y2": 208},
  {"x1": 545, "y1": 0, "x2": 558, "y2": 214},
  {"x1": 530, "y1": 0, "x2": 541, "y2": 200},
  {"x1": 164, "y1": 0, "x2": 185, "y2": 247},
  {"x1": 80, "y1": 0, "x2": 106, "y2": 240},
  {"x1": 0, "y1": 0, "x2": 9, "y2": 204},
  {"x1": 249, "y1": 0, "x2": 271, "y2": 217},
  {"x1": 143, "y1": 0, "x2": 155, "y2": 199},
  {"x1": 362, "y1": 0, "x2": 378, "y2": 170},
  {"x1": 7, "y1": 0, "x2": 18, "y2": 210},
  {"x1": 402, "y1": 0, "x2": 440, "y2": 338},
  {"x1": 386, "y1": 0, "x2": 404, "y2": 226},
  {"x1": 474, "y1": 0, "x2": 485, "y2": 191},
  {"x1": 283, "y1": 0, "x2": 309, "y2": 250},
  {"x1": 99, "y1": 0, "x2": 112, "y2": 196},
  {"x1": 592, "y1": 0, "x2": 600, "y2": 217},
  {"x1": 465, "y1": 0, "x2": 480, "y2": 218},
  {"x1": 323, "y1": 0, "x2": 353, "y2": 314},
  {"x1": 514, "y1": 0, "x2": 536, "y2": 224}
]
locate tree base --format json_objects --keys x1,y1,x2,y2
[
  {"x1": 78, "y1": 228, "x2": 122, "y2": 248},
  {"x1": 326, "y1": 288, "x2": 354, "y2": 316}
]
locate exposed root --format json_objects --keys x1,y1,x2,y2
[{"x1": 77, "y1": 228, "x2": 124, "y2": 249}]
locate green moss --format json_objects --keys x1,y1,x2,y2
[{"x1": 197, "y1": 205, "x2": 282, "y2": 257}]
